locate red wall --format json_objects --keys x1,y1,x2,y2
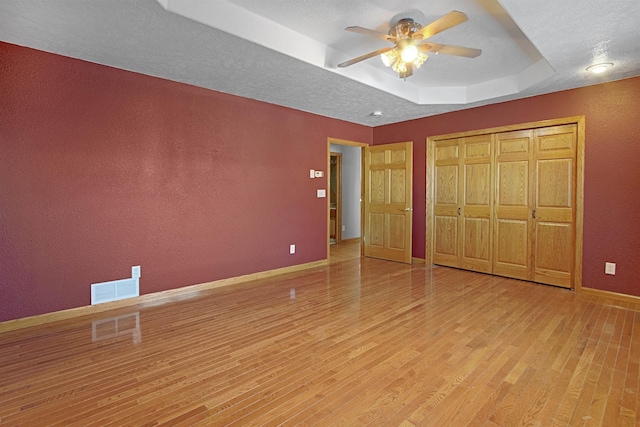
[
  {"x1": 0, "y1": 42, "x2": 372, "y2": 322},
  {"x1": 2, "y1": 41, "x2": 639, "y2": 322},
  {"x1": 373, "y1": 77, "x2": 640, "y2": 297}
]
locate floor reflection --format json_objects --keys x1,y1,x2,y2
[{"x1": 91, "y1": 311, "x2": 141, "y2": 344}]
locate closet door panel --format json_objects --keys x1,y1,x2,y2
[
  {"x1": 435, "y1": 216, "x2": 459, "y2": 258},
  {"x1": 495, "y1": 218, "x2": 529, "y2": 278},
  {"x1": 461, "y1": 135, "x2": 493, "y2": 273},
  {"x1": 533, "y1": 125, "x2": 576, "y2": 288},
  {"x1": 462, "y1": 216, "x2": 491, "y2": 271},
  {"x1": 534, "y1": 222, "x2": 573, "y2": 286},
  {"x1": 433, "y1": 139, "x2": 462, "y2": 267},
  {"x1": 493, "y1": 130, "x2": 534, "y2": 281}
]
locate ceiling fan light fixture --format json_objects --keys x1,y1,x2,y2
[
  {"x1": 586, "y1": 62, "x2": 613, "y2": 74},
  {"x1": 381, "y1": 48, "x2": 427, "y2": 78},
  {"x1": 392, "y1": 61, "x2": 407, "y2": 74},
  {"x1": 381, "y1": 49, "x2": 399, "y2": 67},
  {"x1": 400, "y1": 45, "x2": 419, "y2": 63},
  {"x1": 414, "y1": 52, "x2": 428, "y2": 69}
]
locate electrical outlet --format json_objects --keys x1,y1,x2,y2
[
  {"x1": 290, "y1": 244, "x2": 296, "y2": 254},
  {"x1": 605, "y1": 262, "x2": 616, "y2": 275}
]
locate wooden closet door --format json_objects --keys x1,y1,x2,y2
[
  {"x1": 427, "y1": 117, "x2": 582, "y2": 289},
  {"x1": 493, "y1": 130, "x2": 535, "y2": 281},
  {"x1": 432, "y1": 136, "x2": 493, "y2": 272},
  {"x1": 461, "y1": 135, "x2": 494, "y2": 273},
  {"x1": 533, "y1": 124, "x2": 577, "y2": 288},
  {"x1": 432, "y1": 138, "x2": 462, "y2": 268}
]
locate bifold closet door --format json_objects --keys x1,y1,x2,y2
[
  {"x1": 460, "y1": 135, "x2": 493, "y2": 273},
  {"x1": 432, "y1": 135, "x2": 493, "y2": 273},
  {"x1": 493, "y1": 125, "x2": 577, "y2": 287},
  {"x1": 433, "y1": 138, "x2": 462, "y2": 268},
  {"x1": 532, "y1": 124, "x2": 577, "y2": 288},
  {"x1": 494, "y1": 130, "x2": 535, "y2": 281}
]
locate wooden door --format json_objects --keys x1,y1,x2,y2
[
  {"x1": 493, "y1": 130, "x2": 535, "y2": 281},
  {"x1": 494, "y1": 126, "x2": 577, "y2": 286},
  {"x1": 532, "y1": 124, "x2": 577, "y2": 288},
  {"x1": 432, "y1": 138, "x2": 462, "y2": 267},
  {"x1": 432, "y1": 135, "x2": 493, "y2": 272},
  {"x1": 461, "y1": 135, "x2": 494, "y2": 273},
  {"x1": 363, "y1": 142, "x2": 413, "y2": 264},
  {"x1": 427, "y1": 116, "x2": 583, "y2": 289}
]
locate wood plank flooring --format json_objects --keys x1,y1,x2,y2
[{"x1": 1, "y1": 239, "x2": 639, "y2": 426}]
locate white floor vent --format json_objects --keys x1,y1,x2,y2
[{"x1": 91, "y1": 266, "x2": 141, "y2": 305}]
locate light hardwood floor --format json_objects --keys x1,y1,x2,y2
[{"x1": 1, "y1": 240, "x2": 639, "y2": 426}]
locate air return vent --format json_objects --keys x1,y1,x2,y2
[{"x1": 91, "y1": 266, "x2": 141, "y2": 305}]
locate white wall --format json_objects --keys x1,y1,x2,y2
[{"x1": 330, "y1": 144, "x2": 361, "y2": 240}]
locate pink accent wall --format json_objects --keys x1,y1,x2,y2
[
  {"x1": 0, "y1": 42, "x2": 372, "y2": 322},
  {"x1": 373, "y1": 77, "x2": 640, "y2": 297}
]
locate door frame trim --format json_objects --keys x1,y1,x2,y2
[
  {"x1": 327, "y1": 138, "x2": 368, "y2": 260},
  {"x1": 329, "y1": 151, "x2": 343, "y2": 244},
  {"x1": 425, "y1": 115, "x2": 585, "y2": 290}
]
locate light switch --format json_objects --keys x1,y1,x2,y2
[
  {"x1": 317, "y1": 189, "x2": 326, "y2": 198},
  {"x1": 309, "y1": 169, "x2": 315, "y2": 178},
  {"x1": 605, "y1": 262, "x2": 616, "y2": 275}
]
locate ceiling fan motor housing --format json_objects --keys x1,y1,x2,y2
[{"x1": 389, "y1": 18, "x2": 423, "y2": 42}]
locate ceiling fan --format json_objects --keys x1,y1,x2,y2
[{"x1": 338, "y1": 10, "x2": 482, "y2": 79}]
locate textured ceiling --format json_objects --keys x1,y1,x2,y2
[
  {"x1": 163, "y1": 0, "x2": 554, "y2": 106},
  {"x1": 1, "y1": 0, "x2": 639, "y2": 126}
]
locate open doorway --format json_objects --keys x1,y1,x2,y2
[{"x1": 327, "y1": 138, "x2": 366, "y2": 261}]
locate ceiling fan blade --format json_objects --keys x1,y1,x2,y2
[
  {"x1": 345, "y1": 26, "x2": 396, "y2": 42},
  {"x1": 412, "y1": 10, "x2": 468, "y2": 40},
  {"x1": 337, "y1": 47, "x2": 395, "y2": 68},
  {"x1": 420, "y1": 42, "x2": 482, "y2": 58}
]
